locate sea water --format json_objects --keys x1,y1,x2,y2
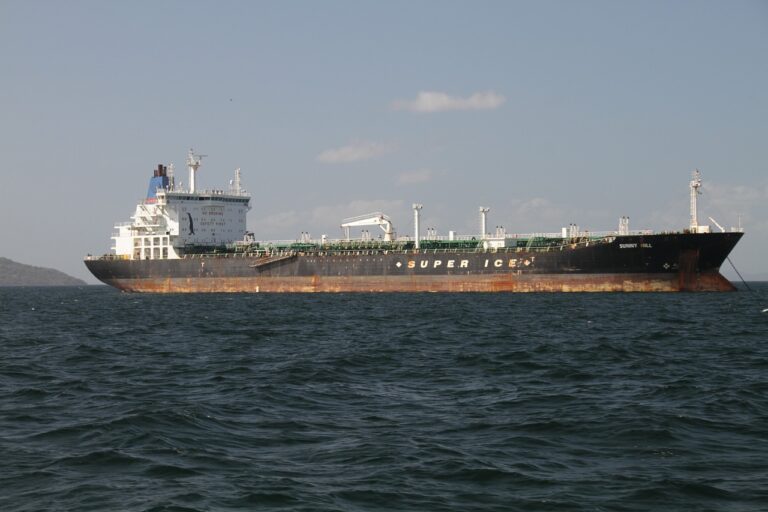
[{"x1": 1, "y1": 285, "x2": 767, "y2": 511}]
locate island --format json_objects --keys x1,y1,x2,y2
[{"x1": 0, "y1": 257, "x2": 87, "y2": 286}]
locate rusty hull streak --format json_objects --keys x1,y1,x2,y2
[{"x1": 104, "y1": 272, "x2": 736, "y2": 293}]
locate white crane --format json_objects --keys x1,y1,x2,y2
[
  {"x1": 341, "y1": 212, "x2": 396, "y2": 241},
  {"x1": 708, "y1": 216, "x2": 725, "y2": 233}
]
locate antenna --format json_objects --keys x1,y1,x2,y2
[{"x1": 689, "y1": 169, "x2": 702, "y2": 232}]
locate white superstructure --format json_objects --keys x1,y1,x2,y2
[{"x1": 112, "y1": 149, "x2": 251, "y2": 260}]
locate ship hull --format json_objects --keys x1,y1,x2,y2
[
  {"x1": 85, "y1": 232, "x2": 743, "y2": 293},
  {"x1": 88, "y1": 272, "x2": 735, "y2": 293}
]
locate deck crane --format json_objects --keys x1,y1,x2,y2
[
  {"x1": 708, "y1": 216, "x2": 726, "y2": 233},
  {"x1": 341, "y1": 212, "x2": 396, "y2": 241}
]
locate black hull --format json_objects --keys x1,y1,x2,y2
[{"x1": 85, "y1": 232, "x2": 743, "y2": 292}]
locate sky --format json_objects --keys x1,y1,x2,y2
[{"x1": 1, "y1": 0, "x2": 766, "y2": 283}]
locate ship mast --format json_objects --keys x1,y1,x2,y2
[
  {"x1": 167, "y1": 163, "x2": 175, "y2": 191},
  {"x1": 689, "y1": 169, "x2": 702, "y2": 232},
  {"x1": 234, "y1": 168, "x2": 242, "y2": 195},
  {"x1": 187, "y1": 149, "x2": 206, "y2": 193}
]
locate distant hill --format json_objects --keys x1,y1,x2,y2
[{"x1": 0, "y1": 257, "x2": 87, "y2": 286}]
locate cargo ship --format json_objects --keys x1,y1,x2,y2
[{"x1": 84, "y1": 150, "x2": 743, "y2": 292}]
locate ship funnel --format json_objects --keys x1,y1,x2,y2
[{"x1": 146, "y1": 163, "x2": 170, "y2": 201}]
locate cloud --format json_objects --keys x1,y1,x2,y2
[
  {"x1": 445, "y1": 198, "x2": 567, "y2": 236},
  {"x1": 632, "y1": 180, "x2": 768, "y2": 233},
  {"x1": 316, "y1": 141, "x2": 393, "y2": 163},
  {"x1": 703, "y1": 182, "x2": 768, "y2": 230},
  {"x1": 252, "y1": 210, "x2": 301, "y2": 233},
  {"x1": 507, "y1": 197, "x2": 566, "y2": 230},
  {"x1": 312, "y1": 199, "x2": 405, "y2": 228},
  {"x1": 252, "y1": 200, "x2": 407, "y2": 240},
  {"x1": 397, "y1": 169, "x2": 432, "y2": 185},
  {"x1": 392, "y1": 91, "x2": 506, "y2": 113}
]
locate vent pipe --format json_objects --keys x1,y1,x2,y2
[
  {"x1": 618, "y1": 216, "x2": 629, "y2": 236},
  {"x1": 413, "y1": 203, "x2": 423, "y2": 249},
  {"x1": 479, "y1": 207, "x2": 490, "y2": 239}
]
